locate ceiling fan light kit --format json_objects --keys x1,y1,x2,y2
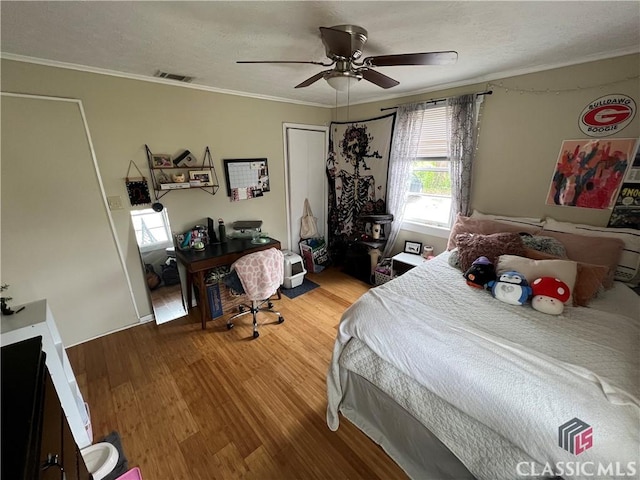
[
  {"x1": 325, "y1": 71, "x2": 362, "y2": 91},
  {"x1": 237, "y1": 24, "x2": 458, "y2": 91}
]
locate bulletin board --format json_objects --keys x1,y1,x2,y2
[{"x1": 223, "y1": 158, "x2": 270, "y2": 201}]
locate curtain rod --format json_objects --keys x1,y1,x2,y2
[{"x1": 380, "y1": 90, "x2": 492, "y2": 111}]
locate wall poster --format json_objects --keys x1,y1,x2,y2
[
  {"x1": 327, "y1": 113, "x2": 396, "y2": 246},
  {"x1": 546, "y1": 138, "x2": 637, "y2": 210},
  {"x1": 608, "y1": 140, "x2": 640, "y2": 229}
]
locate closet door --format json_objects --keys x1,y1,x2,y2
[{"x1": 284, "y1": 124, "x2": 328, "y2": 254}]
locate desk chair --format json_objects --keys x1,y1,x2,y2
[{"x1": 226, "y1": 248, "x2": 285, "y2": 339}]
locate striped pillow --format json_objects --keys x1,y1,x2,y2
[{"x1": 543, "y1": 218, "x2": 640, "y2": 286}]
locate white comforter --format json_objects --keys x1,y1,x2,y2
[{"x1": 327, "y1": 253, "x2": 640, "y2": 478}]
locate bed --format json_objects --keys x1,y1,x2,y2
[{"x1": 326, "y1": 216, "x2": 640, "y2": 480}]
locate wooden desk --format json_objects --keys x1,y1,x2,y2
[{"x1": 175, "y1": 237, "x2": 281, "y2": 329}]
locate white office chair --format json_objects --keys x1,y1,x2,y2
[{"x1": 226, "y1": 248, "x2": 285, "y2": 339}]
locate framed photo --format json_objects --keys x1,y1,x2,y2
[
  {"x1": 189, "y1": 170, "x2": 213, "y2": 186},
  {"x1": 151, "y1": 154, "x2": 172, "y2": 168},
  {"x1": 404, "y1": 240, "x2": 422, "y2": 255}
]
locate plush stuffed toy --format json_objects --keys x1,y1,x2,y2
[
  {"x1": 530, "y1": 277, "x2": 570, "y2": 315},
  {"x1": 487, "y1": 270, "x2": 531, "y2": 306},
  {"x1": 463, "y1": 256, "x2": 496, "y2": 289}
]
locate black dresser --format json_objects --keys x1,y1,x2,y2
[{"x1": 1, "y1": 336, "x2": 91, "y2": 480}]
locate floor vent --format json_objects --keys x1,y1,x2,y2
[{"x1": 154, "y1": 70, "x2": 194, "y2": 83}]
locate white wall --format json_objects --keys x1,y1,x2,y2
[{"x1": 1, "y1": 95, "x2": 138, "y2": 345}]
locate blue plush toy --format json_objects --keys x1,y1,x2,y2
[{"x1": 487, "y1": 270, "x2": 531, "y2": 306}]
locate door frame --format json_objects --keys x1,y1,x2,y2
[{"x1": 282, "y1": 123, "x2": 329, "y2": 253}]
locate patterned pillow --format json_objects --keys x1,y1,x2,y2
[
  {"x1": 520, "y1": 235, "x2": 567, "y2": 258},
  {"x1": 447, "y1": 214, "x2": 541, "y2": 250},
  {"x1": 455, "y1": 232, "x2": 526, "y2": 272}
]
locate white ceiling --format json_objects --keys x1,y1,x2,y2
[{"x1": 2, "y1": 1, "x2": 639, "y2": 107}]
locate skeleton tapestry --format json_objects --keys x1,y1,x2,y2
[{"x1": 327, "y1": 113, "x2": 396, "y2": 254}]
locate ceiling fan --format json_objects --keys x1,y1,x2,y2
[{"x1": 237, "y1": 25, "x2": 458, "y2": 91}]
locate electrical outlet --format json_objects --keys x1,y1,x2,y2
[{"x1": 107, "y1": 196, "x2": 123, "y2": 210}]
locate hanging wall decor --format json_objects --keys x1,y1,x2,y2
[
  {"x1": 608, "y1": 141, "x2": 640, "y2": 228},
  {"x1": 125, "y1": 160, "x2": 152, "y2": 206},
  {"x1": 545, "y1": 138, "x2": 637, "y2": 210},
  {"x1": 223, "y1": 158, "x2": 270, "y2": 201},
  {"x1": 579, "y1": 94, "x2": 636, "y2": 138},
  {"x1": 327, "y1": 113, "x2": 396, "y2": 246}
]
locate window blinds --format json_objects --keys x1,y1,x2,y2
[{"x1": 416, "y1": 105, "x2": 448, "y2": 158}]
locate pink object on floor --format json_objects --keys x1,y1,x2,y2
[{"x1": 115, "y1": 467, "x2": 142, "y2": 480}]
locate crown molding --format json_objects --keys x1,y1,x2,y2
[{"x1": 0, "y1": 53, "x2": 332, "y2": 108}]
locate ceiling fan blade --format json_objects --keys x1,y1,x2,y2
[
  {"x1": 295, "y1": 71, "x2": 330, "y2": 88},
  {"x1": 363, "y1": 51, "x2": 458, "y2": 67},
  {"x1": 361, "y1": 69, "x2": 399, "y2": 89},
  {"x1": 237, "y1": 60, "x2": 332, "y2": 66},
  {"x1": 319, "y1": 27, "x2": 354, "y2": 58}
]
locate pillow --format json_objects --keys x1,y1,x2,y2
[
  {"x1": 544, "y1": 218, "x2": 640, "y2": 286},
  {"x1": 471, "y1": 210, "x2": 545, "y2": 228},
  {"x1": 520, "y1": 235, "x2": 568, "y2": 258},
  {"x1": 523, "y1": 248, "x2": 609, "y2": 306},
  {"x1": 538, "y1": 229, "x2": 624, "y2": 289},
  {"x1": 496, "y1": 254, "x2": 577, "y2": 305},
  {"x1": 456, "y1": 232, "x2": 526, "y2": 271},
  {"x1": 448, "y1": 214, "x2": 542, "y2": 250}
]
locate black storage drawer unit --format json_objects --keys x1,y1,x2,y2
[{"x1": 1, "y1": 337, "x2": 91, "y2": 480}]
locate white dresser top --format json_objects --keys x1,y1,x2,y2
[{"x1": 1, "y1": 299, "x2": 47, "y2": 334}]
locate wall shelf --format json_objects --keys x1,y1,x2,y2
[{"x1": 145, "y1": 144, "x2": 220, "y2": 200}]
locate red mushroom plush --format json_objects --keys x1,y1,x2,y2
[{"x1": 531, "y1": 277, "x2": 571, "y2": 315}]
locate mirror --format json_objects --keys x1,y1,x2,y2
[{"x1": 131, "y1": 208, "x2": 186, "y2": 324}]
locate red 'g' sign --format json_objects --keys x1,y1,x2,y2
[{"x1": 579, "y1": 94, "x2": 636, "y2": 137}]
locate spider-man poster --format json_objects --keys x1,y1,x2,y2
[{"x1": 327, "y1": 113, "x2": 395, "y2": 252}]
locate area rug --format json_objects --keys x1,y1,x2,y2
[{"x1": 281, "y1": 279, "x2": 320, "y2": 299}]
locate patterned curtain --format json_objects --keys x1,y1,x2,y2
[
  {"x1": 382, "y1": 104, "x2": 428, "y2": 257},
  {"x1": 447, "y1": 94, "x2": 477, "y2": 218}
]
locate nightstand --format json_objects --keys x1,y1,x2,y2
[{"x1": 392, "y1": 252, "x2": 430, "y2": 277}]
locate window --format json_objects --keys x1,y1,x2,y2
[
  {"x1": 130, "y1": 208, "x2": 173, "y2": 252},
  {"x1": 403, "y1": 105, "x2": 452, "y2": 228}
]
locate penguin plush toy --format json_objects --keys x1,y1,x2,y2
[
  {"x1": 463, "y1": 256, "x2": 496, "y2": 289},
  {"x1": 487, "y1": 270, "x2": 531, "y2": 306}
]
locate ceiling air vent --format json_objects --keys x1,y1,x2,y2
[{"x1": 154, "y1": 70, "x2": 194, "y2": 83}]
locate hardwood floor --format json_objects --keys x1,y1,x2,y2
[{"x1": 67, "y1": 267, "x2": 408, "y2": 480}]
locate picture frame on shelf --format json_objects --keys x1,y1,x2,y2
[
  {"x1": 189, "y1": 170, "x2": 213, "y2": 186},
  {"x1": 152, "y1": 154, "x2": 173, "y2": 168},
  {"x1": 404, "y1": 240, "x2": 422, "y2": 255}
]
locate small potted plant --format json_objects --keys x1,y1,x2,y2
[{"x1": 1, "y1": 283, "x2": 15, "y2": 315}]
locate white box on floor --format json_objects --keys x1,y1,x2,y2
[{"x1": 282, "y1": 250, "x2": 306, "y2": 289}]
